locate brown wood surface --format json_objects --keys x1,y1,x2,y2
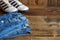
[{"x1": 21, "y1": 0, "x2": 60, "y2": 15}]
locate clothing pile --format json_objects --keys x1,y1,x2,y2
[{"x1": 0, "y1": 0, "x2": 31, "y2": 40}]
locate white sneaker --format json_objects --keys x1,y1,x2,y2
[
  {"x1": 9, "y1": 0, "x2": 29, "y2": 11},
  {"x1": 0, "y1": 0, "x2": 18, "y2": 12}
]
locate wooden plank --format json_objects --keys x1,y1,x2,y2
[
  {"x1": 28, "y1": 0, "x2": 37, "y2": 5},
  {"x1": 20, "y1": 0, "x2": 28, "y2": 5},
  {"x1": 38, "y1": 0, "x2": 47, "y2": 7},
  {"x1": 22, "y1": 9, "x2": 60, "y2": 15}
]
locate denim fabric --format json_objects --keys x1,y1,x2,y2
[{"x1": 0, "y1": 12, "x2": 31, "y2": 40}]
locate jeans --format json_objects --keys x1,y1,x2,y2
[{"x1": 0, "y1": 11, "x2": 31, "y2": 40}]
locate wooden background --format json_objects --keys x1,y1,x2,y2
[
  {"x1": 0, "y1": 0, "x2": 60, "y2": 40},
  {"x1": 21, "y1": 0, "x2": 60, "y2": 15}
]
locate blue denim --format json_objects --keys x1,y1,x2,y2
[{"x1": 0, "y1": 12, "x2": 31, "y2": 40}]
